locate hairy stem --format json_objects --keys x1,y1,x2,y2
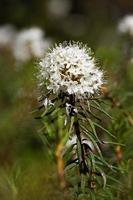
[{"x1": 69, "y1": 94, "x2": 88, "y2": 174}]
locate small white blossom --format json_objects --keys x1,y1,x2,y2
[
  {"x1": 118, "y1": 15, "x2": 133, "y2": 36},
  {"x1": 43, "y1": 98, "x2": 54, "y2": 107},
  {"x1": 66, "y1": 103, "x2": 78, "y2": 115},
  {"x1": 64, "y1": 117, "x2": 68, "y2": 126},
  {"x1": 0, "y1": 24, "x2": 16, "y2": 48},
  {"x1": 39, "y1": 42, "x2": 103, "y2": 98},
  {"x1": 13, "y1": 27, "x2": 51, "y2": 62}
]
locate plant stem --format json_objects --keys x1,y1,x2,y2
[
  {"x1": 74, "y1": 117, "x2": 89, "y2": 174},
  {"x1": 55, "y1": 142, "x2": 66, "y2": 189},
  {"x1": 69, "y1": 94, "x2": 88, "y2": 174}
]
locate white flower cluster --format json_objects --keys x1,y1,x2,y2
[
  {"x1": 0, "y1": 25, "x2": 51, "y2": 62},
  {"x1": 39, "y1": 42, "x2": 103, "y2": 98},
  {"x1": 118, "y1": 15, "x2": 133, "y2": 36},
  {"x1": 0, "y1": 24, "x2": 16, "y2": 48},
  {"x1": 13, "y1": 27, "x2": 51, "y2": 62}
]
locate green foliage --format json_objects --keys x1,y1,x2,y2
[{"x1": 0, "y1": 1, "x2": 133, "y2": 199}]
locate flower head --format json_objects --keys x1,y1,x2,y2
[
  {"x1": 118, "y1": 15, "x2": 133, "y2": 36},
  {"x1": 13, "y1": 27, "x2": 51, "y2": 62},
  {"x1": 39, "y1": 42, "x2": 103, "y2": 98}
]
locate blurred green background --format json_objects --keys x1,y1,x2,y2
[{"x1": 0, "y1": 0, "x2": 133, "y2": 199}]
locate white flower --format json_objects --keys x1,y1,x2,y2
[
  {"x1": 0, "y1": 24, "x2": 16, "y2": 48},
  {"x1": 43, "y1": 98, "x2": 54, "y2": 107},
  {"x1": 13, "y1": 27, "x2": 51, "y2": 62},
  {"x1": 118, "y1": 15, "x2": 133, "y2": 36},
  {"x1": 39, "y1": 42, "x2": 103, "y2": 98},
  {"x1": 46, "y1": 0, "x2": 71, "y2": 18},
  {"x1": 66, "y1": 103, "x2": 78, "y2": 115}
]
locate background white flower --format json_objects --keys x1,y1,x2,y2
[
  {"x1": 118, "y1": 15, "x2": 133, "y2": 36},
  {"x1": 13, "y1": 27, "x2": 51, "y2": 62},
  {"x1": 46, "y1": 0, "x2": 71, "y2": 18},
  {"x1": 0, "y1": 24, "x2": 16, "y2": 48},
  {"x1": 39, "y1": 42, "x2": 103, "y2": 98}
]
